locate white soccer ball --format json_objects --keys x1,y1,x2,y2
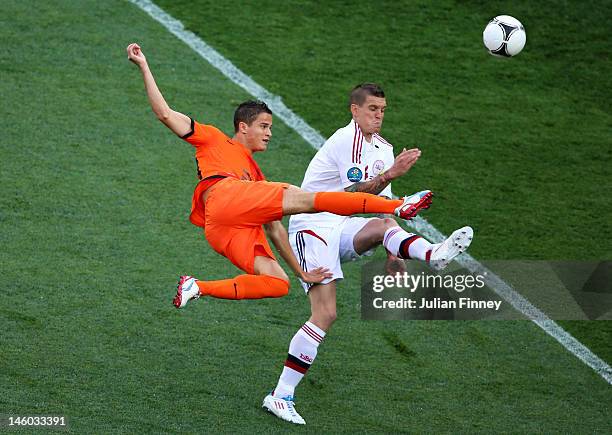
[{"x1": 483, "y1": 15, "x2": 526, "y2": 57}]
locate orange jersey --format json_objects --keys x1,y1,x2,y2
[{"x1": 181, "y1": 118, "x2": 265, "y2": 182}]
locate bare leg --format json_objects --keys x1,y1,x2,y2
[
  {"x1": 281, "y1": 185, "x2": 317, "y2": 215},
  {"x1": 352, "y1": 217, "x2": 407, "y2": 275},
  {"x1": 253, "y1": 256, "x2": 289, "y2": 282},
  {"x1": 351, "y1": 217, "x2": 397, "y2": 254},
  {"x1": 307, "y1": 281, "x2": 337, "y2": 332}
]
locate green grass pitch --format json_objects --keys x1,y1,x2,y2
[{"x1": 1, "y1": 0, "x2": 610, "y2": 432}]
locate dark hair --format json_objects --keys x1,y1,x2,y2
[
  {"x1": 233, "y1": 100, "x2": 272, "y2": 132},
  {"x1": 349, "y1": 83, "x2": 385, "y2": 107}
]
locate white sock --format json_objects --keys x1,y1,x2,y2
[
  {"x1": 273, "y1": 321, "x2": 325, "y2": 398},
  {"x1": 383, "y1": 226, "x2": 433, "y2": 261}
]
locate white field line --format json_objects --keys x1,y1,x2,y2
[
  {"x1": 129, "y1": 0, "x2": 612, "y2": 385},
  {"x1": 408, "y1": 217, "x2": 612, "y2": 384}
]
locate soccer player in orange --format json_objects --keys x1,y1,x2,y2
[{"x1": 126, "y1": 43, "x2": 433, "y2": 307}]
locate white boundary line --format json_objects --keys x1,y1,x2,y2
[{"x1": 129, "y1": 0, "x2": 612, "y2": 385}]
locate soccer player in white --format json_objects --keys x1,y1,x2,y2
[{"x1": 262, "y1": 84, "x2": 473, "y2": 424}]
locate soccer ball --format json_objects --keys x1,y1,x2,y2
[{"x1": 483, "y1": 15, "x2": 526, "y2": 57}]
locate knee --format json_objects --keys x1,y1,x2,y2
[
  {"x1": 381, "y1": 217, "x2": 398, "y2": 230},
  {"x1": 254, "y1": 257, "x2": 289, "y2": 282},
  {"x1": 325, "y1": 309, "x2": 337, "y2": 325},
  {"x1": 370, "y1": 218, "x2": 398, "y2": 243},
  {"x1": 380, "y1": 218, "x2": 400, "y2": 241},
  {"x1": 315, "y1": 308, "x2": 337, "y2": 330},
  {"x1": 272, "y1": 269, "x2": 290, "y2": 283}
]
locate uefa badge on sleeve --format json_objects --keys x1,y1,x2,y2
[{"x1": 347, "y1": 167, "x2": 363, "y2": 182}]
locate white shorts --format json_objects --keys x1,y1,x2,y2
[{"x1": 289, "y1": 217, "x2": 377, "y2": 292}]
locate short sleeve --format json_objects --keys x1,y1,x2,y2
[
  {"x1": 181, "y1": 118, "x2": 224, "y2": 147},
  {"x1": 329, "y1": 133, "x2": 366, "y2": 189}
]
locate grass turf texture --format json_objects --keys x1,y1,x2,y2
[{"x1": 0, "y1": 0, "x2": 610, "y2": 433}]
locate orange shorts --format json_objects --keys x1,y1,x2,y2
[{"x1": 192, "y1": 177, "x2": 289, "y2": 274}]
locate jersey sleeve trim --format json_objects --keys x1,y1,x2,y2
[{"x1": 180, "y1": 118, "x2": 196, "y2": 139}]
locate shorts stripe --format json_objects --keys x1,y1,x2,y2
[
  {"x1": 300, "y1": 229, "x2": 327, "y2": 246},
  {"x1": 295, "y1": 232, "x2": 314, "y2": 290},
  {"x1": 301, "y1": 232, "x2": 307, "y2": 272},
  {"x1": 296, "y1": 232, "x2": 307, "y2": 272}
]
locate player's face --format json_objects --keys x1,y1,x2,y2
[
  {"x1": 244, "y1": 112, "x2": 273, "y2": 152},
  {"x1": 352, "y1": 96, "x2": 386, "y2": 137}
]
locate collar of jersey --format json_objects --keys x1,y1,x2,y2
[
  {"x1": 351, "y1": 119, "x2": 376, "y2": 149},
  {"x1": 228, "y1": 137, "x2": 254, "y2": 156}
]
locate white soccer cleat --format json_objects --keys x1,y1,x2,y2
[
  {"x1": 394, "y1": 190, "x2": 433, "y2": 220},
  {"x1": 173, "y1": 275, "x2": 200, "y2": 308},
  {"x1": 262, "y1": 394, "x2": 306, "y2": 425},
  {"x1": 429, "y1": 226, "x2": 474, "y2": 271}
]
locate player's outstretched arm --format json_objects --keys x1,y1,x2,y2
[
  {"x1": 126, "y1": 43, "x2": 191, "y2": 137},
  {"x1": 345, "y1": 148, "x2": 421, "y2": 194},
  {"x1": 264, "y1": 221, "x2": 332, "y2": 284}
]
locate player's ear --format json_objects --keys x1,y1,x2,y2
[
  {"x1": 350, "y1": 103, "x2": 359, "y2": 117},
  {"x1": 238, "y1": 120, "x2": 249, "y2": 134}
]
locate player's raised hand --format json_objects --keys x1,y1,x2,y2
[
  {"x1": 301, "y1": 267, "x2": 333, "y2": 284},
  {"x1": 386, "y1": 148, "x2": 421, "y2": 180},
  {"x1": 126, "y1": 43, "x2": 147, "y2": 67}
]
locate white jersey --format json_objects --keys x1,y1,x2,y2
[{"x1": 289, "y1": 119, "x2": 395, "y2": 232}]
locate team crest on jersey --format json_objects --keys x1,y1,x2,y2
[
  {"x1": 372, "y1": 160, "x2": 385, "y2": 175},
  {"x1": 347, "y1": 167, "x2": 363, "y2": 182}
]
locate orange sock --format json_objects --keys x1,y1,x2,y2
[
  {"x1": 313, "y1": 192, "x2": 402, "y2": 215},
  {"x1": 195, "y1": 274, "x2": 289, "y2": 300}
]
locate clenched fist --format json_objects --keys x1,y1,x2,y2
[{"x1": 126, "y1": 43, "x2": 147, "y2": 67}]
